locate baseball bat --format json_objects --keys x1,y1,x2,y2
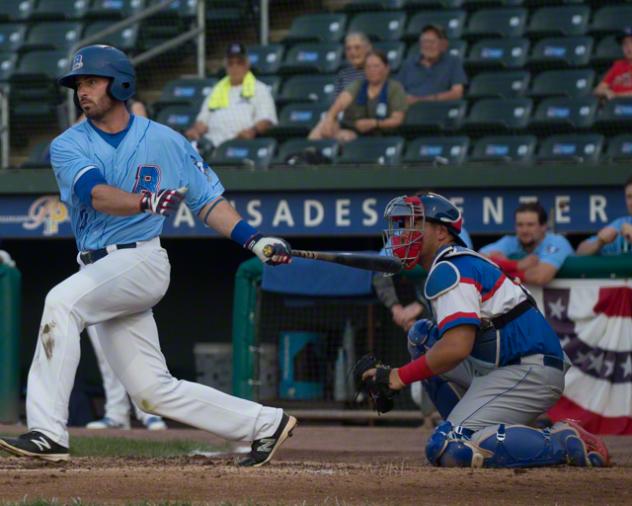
[{"x1": 263, "y1": 245, "x2": 402, "y2": 274}]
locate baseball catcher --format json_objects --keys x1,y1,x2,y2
[{"x1": 355, "y1": 192, "x2": 609, "y2": 468}]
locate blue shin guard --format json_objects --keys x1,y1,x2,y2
[{"x1": 425, "y1": 421, "x2": 609, "y2": 468}]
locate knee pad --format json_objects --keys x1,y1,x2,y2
[
  {"x1": 477, "y1": 424, "x2": 568, "y2": 468},
  {"x1": 425, "y1": 421, "x2": 491, "y2": 468},
  {"x1": 422, "y1": 376, "x2": 461, "y2": 419}
]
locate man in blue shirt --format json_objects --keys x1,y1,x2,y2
[
  {"x1": 0, "y1": 45, "x2": 296, "y2": 467},
  {"x1": 577, "y1": 175, "x2": 632, "y2": 256},
  {"x1": 397, "y1": 25, "x2": 467, "y2": 105},
  {"x1": 480, "y1": 202, "x2": 574, "y2": 286}
]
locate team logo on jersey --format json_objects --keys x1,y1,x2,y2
[
  {"x1": 72, "y1": 54, "x2": 83, "y2": 71},
  {"x1": 190, "y1": 155, "x2": 210, "y2": 176}
]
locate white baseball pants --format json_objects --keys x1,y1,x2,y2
[{"x1": 27, "y1": 238, "x2": 282, "y2": 448}]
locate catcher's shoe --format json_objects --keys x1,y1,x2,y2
[
  {"x1": 239, "y1": 413, "x2": 297, "y2": 467},
  {"x1": 0, "y1": 431, "x2": 69, "y2": 462},
  {"x1": 562, "y1": 419, "x2": 610, "y2": 467}
]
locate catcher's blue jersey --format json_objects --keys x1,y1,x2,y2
[{"x1": 50, "y1": 115, "x2": 224, "y2": 251}]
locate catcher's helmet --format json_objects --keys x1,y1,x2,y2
[
  {"x1": 58, "y1": 44, "x2": 136, "y2": 102},
  {"x1": 383, "y1": 192, "x2": 465, "y2": 269}
]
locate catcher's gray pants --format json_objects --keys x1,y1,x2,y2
[{"x1": 441, "y1": 355, "x2": 566, "y2": 432}]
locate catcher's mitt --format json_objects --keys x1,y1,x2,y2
[{"x1": 352, "y1": 353, "x2": 398, "y2": 414}]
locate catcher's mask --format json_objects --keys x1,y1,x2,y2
[{"x1": 383, "y1": 195, "x2": 425, "y2": 270}]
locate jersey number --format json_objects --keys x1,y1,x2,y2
[{"x1": 132, "y1": 165, "x2": 161, "y2": 194}]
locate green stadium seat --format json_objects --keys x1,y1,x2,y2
[
  {"x1": 279, "y1": 75, "x2": 336, "y2": 105},
  {"x1": 276, "y1": 139, "x2": 339, "y2": 166},
  {"x1": 344, "y1": 0, "x2": 408, "y2": 11},
  {"x1": 465, "y1": 98, "x2": 533, "y2": 131},
  {"x1": 348, "y1": 11, "x2": 407, "y2": 41},
  {"x1": 31, "y1": 0, "x2": 90, "y2": 21},
  {"x1": 464, "y1": 0, "x2": 524, "y2": 7},
  {"x1": 154, "y1": 77, "x2": 217, "y2": 113},
  {"x1": 530, "y1": 96, "x2": 597, "y2": 131},
  {"x1": 406, "y1": 0, "x2": 464, "y2": 7},
  {"x1": 280, "y1": 43, "x2": 343, "y2": 74},
  {"x1": 527, "y1": 5, "x2": 590, "y2": 38},
  {"x1": 0, "y1": 1, "x2": 36, "y2": 22},
  {"x1": 467, "y1": 38, "x2": 529, "y2": 69},
  {"x1": 470, "y1": 135, "x2": 536, "y2": 163},
  {"x1": 406, "y1": 39, "x2": 467, "y2": 61},
  {"x1": 0, "y1": 53, "x2": 17, "y2": 81},
  {"x1": 206, "y1": 0, "x2": 250, "y2": 24},
  {"x1": 405, "y1": 10, "x2": 467, "y2": 41},
  {"x1": 284, "y1": 13, "x2": 347, "y2": 43},
  {"x1": 12, "y1": 49, "x2": 68, "y2": 81},
  {"x1": 336, "y1": 137, "x2": 404, "y2": 166},
  {"x1": 87, "y1": 0, "x2": 146, "y2": 19},
  {"x1": 211, "y1": 139, "x2": 277, "y2": 170},
  {"x1": 247, "y1": 45, "x2": 284, "y2": 75},
  {"x1": 595, "y1": 98, "x2": 632, "y2": 133},
  {"x1": 373, "y1": 41, "x2": 405, "y2": 71},
  {"x1": 258, "y1": 74, "x2": 282, "y2": 99},
  {"x1": 465, "y1": 8, "x2": 527, "y2": 39},
  {"x1": 591, "y1": 6, "x2": 632, "y2": 36},
  {"x1": 147, "y1": 0, "x2": 197, "y2": 20},
  {"x1": 529, "y1": 69, "x2": 595, "y2": 98},
  {"x1": 403, "y1": 136, "x2": 469, "y2": 165},
  {"x1": 23, "y1": 22, "x2": 82, "y2": 52},
  {"x1": 605, "y1": 135, "x2": 632, "y2": 162},
  {"x1": 83, "y1": 21, "x2": 140, "y2": 53},
  {"x1": 591, "y1": 36, "x2": 621, "y2": 67},
  {"x1": 537, "y1": 133, "x2": 603, "y2": 163},
  {"x1": 468, "y1": 70, "x2": 530, "y2": 98},
  {"x1": 529, "y1": 36, "x2": 593, "y2": 68},
  {"x1": 0, "y1": 24, "x2": 27, "y2": 53},
  {"x1": 401, "y1": 100, "x2": 467, "y2": 134},
  {"x1": 20, "y1": 140, "x2": 52, "y2": 169},
  {"x1": 269, "y1": 102, "x2": 328, "y2": 137},
  {"x1": 154, "y1": 104, "x2": 198, "y2": 133}
]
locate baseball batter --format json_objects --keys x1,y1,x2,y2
[
  {"x1": 0, "y1": 45, "x2": 296, "y2": 465},
  {"x1": 359, "y1": 192, "x2": 610, "y2": 468}
]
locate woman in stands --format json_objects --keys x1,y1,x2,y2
[{"x1": 309, "y1": 50, "x2": 408, "y2": 143}]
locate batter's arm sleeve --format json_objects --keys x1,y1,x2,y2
[
  {"x1": 50, "y1": 135, "x2": 100, "y2": 204},
  {"x1": 373, "y1": 272, "x2": 400, "y2": 309},
  {"x1": 180, "y1": 139, "x2": 224, "y2": 215}
]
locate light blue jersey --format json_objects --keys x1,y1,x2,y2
[
  {"x1": 479, "y1": 232, "x2": 573, "y2": 269},
  {"x1": 586, "y1": 216, "x2": 632, "y2": 255},
  {"x1": 50, "y1": 116, "x2": 224, "y2": 251}
]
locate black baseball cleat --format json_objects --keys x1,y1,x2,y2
[
  {"x1": 0, "y1": 431, "x2": 69, "y2": 462},
  {"x1": 239, "y1": 414, "x2": 297, "y2": 467}
]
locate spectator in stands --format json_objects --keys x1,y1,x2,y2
[
  {"x1": 335, "y1": 32, "x2": 372, "y2": 96},
  {"x1": 479, "y1": 202, "x2": 574, "y2": 286},
  {"x1": 185, "y1": 42, "x2": 277, "y2": 150},
  {"x1": 397, "y1": 25, "x2": 466, "y2": 105},
  {"x1": 577, "y1": 175, "x2": 632, "y2": 256},
  {"x1": 594, "y1": 27, "x2": 632, "y2": 100},
  {"x1": 308, "y1": 50, "x2": 407, "y2": 143}
]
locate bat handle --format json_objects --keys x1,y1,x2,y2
[{"x1": 262, "y1": 244, "x2": 274, "y2": 258}]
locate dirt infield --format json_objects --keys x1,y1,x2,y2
[{"x1": 1, "y1": 423, "x2": 631, "y2": 505}]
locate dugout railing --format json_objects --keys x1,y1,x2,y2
[
  {"x1": 0, "y1": 263, "x2": 21, "y2": 423},
  {"x1": 232, "y1": 255, "x2": 632, "y2": 420}
]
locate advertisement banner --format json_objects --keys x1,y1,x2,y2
[{"x1": 0, "y1": 187, "x2": 626, "y2": 239}]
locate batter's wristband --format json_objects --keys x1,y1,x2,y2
[
  {"x1": 231, "y1": 219, "x2": 259, "y2": 247},
  {"x1": 397, "y1": 355, "x2": 434, "y2": 385}
]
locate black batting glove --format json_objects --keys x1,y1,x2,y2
[{"x1": 140, "y1": 187, "x2": 187, "y2": 216}]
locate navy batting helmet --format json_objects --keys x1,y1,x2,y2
[{"x1": 58, "y1": 44, "x2": 136, "y2": 102}]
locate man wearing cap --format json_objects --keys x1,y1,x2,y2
[
  {"x1": 185, "y1": 43, "x2": 277, "y2": 149},
  {"x1": 594, "y1": 27, "x2": 632, "y2": 100},
  {"x1": 397, "y1": 25, "x2": 467, "y2": 105}
]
